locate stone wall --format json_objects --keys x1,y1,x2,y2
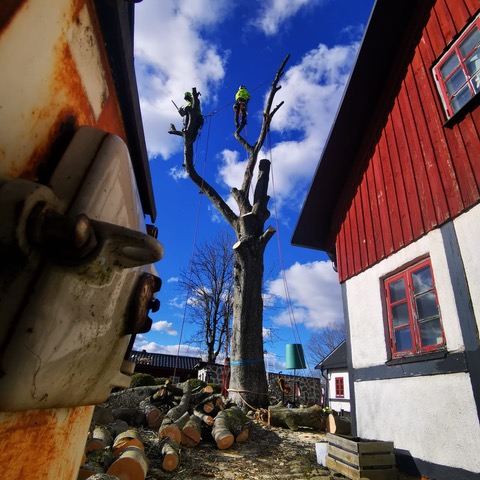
[{"x1": 198, "y1": 364, "x2": 324, "y2": 406}]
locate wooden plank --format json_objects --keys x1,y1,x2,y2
[
  {"x1": 446, "y1": 0, "x2": 471, "y2": 31},
  {"x1": 358, "y1": 441, "x2": 394, "y2": 454},
  {"x1": 462, "y1": 0, "x2": 480, "y2": 16},
  {"x1": 327, "y1": 444, "x2": 360, "y2": 467},
  {"x1": 359, "y1": 174, "x2": 377, "y2": 266},
  {"x1": 397, "y1": 74, "x2": 438, "y2": 231},
  {"x1": 359, "y1": 453, "x2": 396, "y2": 467},
  {"x1": 327, "y1": 433, "x2": 359, "y2": 453},
  {"x1": 434, "y1": 0, "x2": 458, "y2": 42},
  {"x1": 326, "y1": 456, "x2": 361, "y2": 480},
  {"x1": 372, "y1": 143, "x2": 394, "y2": 256},
  {"x1": 383, "y1": 113, "x2": 413, "y2": 245},
  {"x1": 413, "y1": 47, "x2": 464, "y2": 217},
  {"x1": 377, "y1": 129, "x2": 404, "y2": 251},
  {"x1": 365, "y1": 161, "x2": 385, "y2": 262},
  {"x1": 388, "y1": 103, "x2": 425, "y2": 240},
  {"x1": 359, "y1": 469, "x2": 398, "y2": 480},
  {"x1": 349, "y1": 197, "x2": 362, "y2": 275}
]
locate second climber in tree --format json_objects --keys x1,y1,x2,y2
[{"x1": 233, "y1": 85, "x2": 250, "y2": 129}]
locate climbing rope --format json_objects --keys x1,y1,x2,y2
[
  {"x1": 267, "y1": 131, "x2": 314, "y2": 377},
  {"x1": 173, "y1": 116, "x2": 212, "y2": 379}
]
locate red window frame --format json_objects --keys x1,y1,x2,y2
[
  {"x1": 433, "y1": 14, "x2": 480, "y2": 119},
  {"x1": 335, "y1": 377, "x2": 344, "y2": 398},
  {"x1": 384, "y1": 259, "x2": 446, "y2": 358}
]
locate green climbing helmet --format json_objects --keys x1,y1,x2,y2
[{"x1": 184, "y1": 91, "x2": 193, "y2": 100}]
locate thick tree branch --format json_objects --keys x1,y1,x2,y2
[
  {"x1": 168, "y1": 88, "x2": 238, "y2": 229},
  {"x1": 238, "y1": 54, "x2": 290, "y2": 197}
]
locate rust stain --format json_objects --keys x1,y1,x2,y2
[{"x1": 0, "y1": 406, "x2": 93, "y2": 480}]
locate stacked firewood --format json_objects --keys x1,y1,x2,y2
[{"x1": 78, "y1": 379, "x2": 249, "y2": 479}]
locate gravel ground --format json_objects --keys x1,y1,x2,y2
[{"x1": 140, "y1": 419, "x2": 422, "y2": 480}]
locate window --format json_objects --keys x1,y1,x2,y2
[
  {"x1": 433, "y1": 14, "x2": 480, "y2": 119},
  {"x1": 384, "y1": 259, "x2": 445, "y2": 358},
  {"x1": 335, "y1": 377, "x2": 344, "y2": 398}
]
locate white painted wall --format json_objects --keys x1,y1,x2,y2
[
  {"x1": 355, "y1": 374, "x2": 480, "y2": 473},
  {"x1": 345, "y1": 227, "x2": 465, "y2": 370},
  {"x1": 328, "y1": 370, "x2": 350, "y2": 412},
  {"x1": 454, "y1": 203, "x2": 480, "y2": 336},
  {"x1": 343, "y1": 213, "x2": 480, "y2": 473}
]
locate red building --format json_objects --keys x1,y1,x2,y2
[{"x1": 294, "y1": 1, "x2": 480, "y2": 479}]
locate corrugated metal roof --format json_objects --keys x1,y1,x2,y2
[{"x1": 130, "y1": 350, "x2": 202, "y2": 371}]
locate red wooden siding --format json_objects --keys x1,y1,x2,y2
[{"x1": 336, "y1": 0, "x2": 480, "y2": 282}]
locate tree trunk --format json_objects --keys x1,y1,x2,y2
[
  {"x1": 172, "y1": 57, "x2": 290, "y2": 411},
  {"x1": 326, "y1": 413, "x2": 351, "y2": 435},
  {"x1": 268, "y1": 404, "x2": 326, "y2": 431}
]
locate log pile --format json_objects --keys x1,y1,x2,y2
[{"x1": 78, "y1": 379, "x2": 249, "y2": 478}]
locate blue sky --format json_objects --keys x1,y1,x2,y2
[{"x1": 132, "y1": 0, "x2": 375, "y2": 374}]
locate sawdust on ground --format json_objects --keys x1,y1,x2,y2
[{"x1": 140, "y1": 419, "x2": 423, "y2": 480}]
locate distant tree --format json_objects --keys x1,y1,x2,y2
[
  {"x1": 177, "y1": 230, "x2": 234, "y2": 364},
  {"x1": 169, "y1": 55, "x2": 290, "y2": 409},
  {"x1": 306, "y1": 326, "x2": 346, "y2": 367}
]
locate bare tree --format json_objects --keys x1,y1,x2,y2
[
  {"x1": 169, "y1": 55, "x2": 290, "y2": 409},
  {"x1": 177, "y1": 230, "x2": 234, "y2": 364},
  {"x1": 306, "y1": 326, "x2": 346, "y2": 367}
]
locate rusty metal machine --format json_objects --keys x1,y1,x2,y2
[{"x1": 0, "y1": 1, "x2": 162, "y2": 478}]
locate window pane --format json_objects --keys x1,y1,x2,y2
[
  {"x1": 459, "y1": 28, "x2": 480, "y2": 58},
  {"x1": 472, "y1": 71, "x2": 480, "y2": 94},
  {"x1": 395, "y1": 328, "x2": 413, "y2": 352},
  {"x1": 412, "y1": 265, "x2": 433, "y2": 294},
  {"x1": 440, "y1": 53, "x2": 460, "y2": 78},
  {"x1": 416, "y1": 291, "x2": 438, "y2": 319},
  {"x1": 452, "y1": 84, "x2": 473, "y2": 112},
  {"x1": 466, "y1": 51, "x2": 480, "y2": 78},
  {"x1": 392, "y1": 302, "x2": 410, "y2": 327},
  {"x1": 389, "y1": 278, "x2": 406, "y2": 302},
  {"x1": 420, "y1": 318, "x2": 443, "y2": 347},
  {"x1": 446, "y1": 68, "x2": 467, "y2": 96}
]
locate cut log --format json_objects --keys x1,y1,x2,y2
[
  {"x1": 77, "y1": 467, "x2": 96, "y2": 480},
  {"x1": 113, "y1": 429, "x2": 144, "y2": 457},
  {"x1": 193, "y1": 409, "x2": 214, "y2": 426},
  {"x1": 107, "y1": 446, "x2": 148, "y2": 480},
  {"x1": 86, "y1": 425, "x2": 114, "y2": 452},
  {"x1": 159, "y1": 411, "x2": 190, "y2": 443},
  {"x1": 326, "y1": 413, "x2": 351, "y2": 435},
  {"x1": 139, "y1": 399, "x2": 163, "y2": 429},
  {"x1": 267, "y1": 404, "x2": 325, "y2": 431},
  {"x1": 111, "y1": 407, "x2": 146, "y2": 427},
  {"x1": 194, "y1": 393, "x2": 223, "y2": 413},
  {"x1": 211, "y1": 410, "x2": 235, "y2": 450},
  {"x1": 161, "y1": 439, "x2": 180, "y2": 472},
  {"x1": 182, "y1": 414, "x2": 202, "y2": 445}
]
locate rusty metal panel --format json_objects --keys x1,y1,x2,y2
[
  {"x1": 0, "y1": 0, "x2": 120, "y2": 181},
  {"x1": 0, "y1": 406, "x2": 94, "y2": 480}
]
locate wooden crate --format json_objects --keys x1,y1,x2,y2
[{"x1": 326, "y1": 433, "x2": 397, "y2": 480}]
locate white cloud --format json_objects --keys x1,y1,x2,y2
[
  {"x1": 133, "y1": 338, "x2": 204, "y2": 357},
  {"x1": 134, "y1": 0, "x2": 231, "y2": 159},
  {"x1": 253, "y1": 0, "x2": 322, "y2": 36},
  {"x1": 216, "y1": 42, "x2": 359, "y2": 213},
  {"x1": 151, "y1": 320, "x2": 178, "y2": 335},
  {"x1": 266, "y1": 260, "x2": 343, "y2": 330}
]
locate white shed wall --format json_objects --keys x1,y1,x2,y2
[
  {"x1": 328, "y1": 370, "x2": 350, "y2": 412},
  {"x1": 355, "y1": 373, "x2": 480, "y2": 473}
]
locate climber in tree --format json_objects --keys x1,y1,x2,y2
[
  {"x1": 170, "y1": 89, "x2": 204, "y2": 142},
  {"x1": 179, "y1": 91, "x2": 204, "y2": 133},
  {"x1": 233, "y1": 85, "x2": 250, "y2": 129}
]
